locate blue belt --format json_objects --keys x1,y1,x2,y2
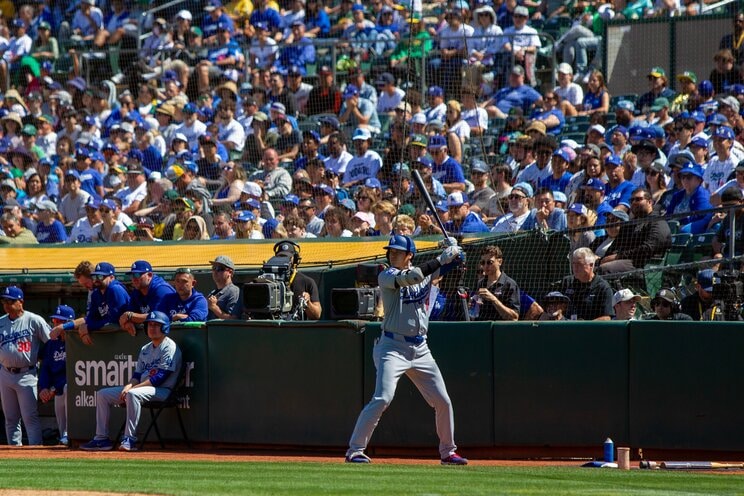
[
  {"x1": 384, "y1": 331, "x2": 425, "y2": 345},
  {"x1": 4, "y1": 365, "x2": 35, "y2": 374}
]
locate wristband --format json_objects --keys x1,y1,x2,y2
[
  {"x1": 62, "y1": 321, "x2": 75, "y2": 331},
  {"x1": 127, "y1": 312, "x2": 133, "y2": 322}
]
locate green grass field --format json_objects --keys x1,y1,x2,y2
[{"x1": 0, "y1": 458, "x2": 741, "y2": 495}]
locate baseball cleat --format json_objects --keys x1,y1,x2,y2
[
  {"x1": 345, "y1": 452, "x2": 372, "y2": 463},
  {"x1": 59, "y1": 435, "x2": 69, "y2": 447},
  {"x1": 80, "y1": 438, "x2": 114, "y2": 451},
  {"x1": 118, "y1": 436, "x2": 138, "y2": 452},
  {"x1": 441, "y1": 453, "x2": 468, "y2": 466}
]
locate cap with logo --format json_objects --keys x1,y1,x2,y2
[
  {"x1": 512, "y1": 182, "x2": 533, "y2": 198},
  {"x1": 92, "y1": 262, "x2": 116, "y2": 276},
  {"x1": 567, "y1": 203, "x2": 588, "y2": 216},
  {"x1": 209, "y1": 255, "x2": 235, "y2": 270},
  {"x1": 612, "y1": 289, "x2": 641, "y2": 306},
  {"x1": 697, "y1": 269, "x2": 714, "y2": 292},
  {"x1": 127, "y1": 260, "x2": 153, "y2": 275}
]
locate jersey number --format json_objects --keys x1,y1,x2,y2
[{"x1": 17, "y1": 341, "x2": 30, "y2": 353}]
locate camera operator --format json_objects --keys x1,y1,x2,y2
[
  {"x1": 643, "y1": 288, "x2": 692, "y2": 320},
  {"x1": 680, "y1": 269, "x2": 715, "y2": 321},
  {"x1": 702, "y1": 270, "x2": 744, "y2": 321},
  {"x1": 247, "y1": 241, "x2": 322, "y2": 320}
]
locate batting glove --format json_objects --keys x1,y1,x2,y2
[
  {"x1": 437, "y1": 246, "x2": 463, "y2": 265},
  {"x1": 438, "y1": 237, "x2": 458, "y2": 248}
]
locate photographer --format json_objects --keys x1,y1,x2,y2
[{"x1": 703, "y1": 271, "x2": 744, "y2": 321}]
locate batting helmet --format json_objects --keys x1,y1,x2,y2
[
  {"x1": 384, "y1": 235, "x2": 416, "y2": 254},
  {"x1": 144, "y1": 310, "x2": 171, "y2": 334}
]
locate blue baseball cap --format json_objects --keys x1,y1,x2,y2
[
  {"x1": 262, "y1": 218, "x2": 279, "y2": 238},
  {"x1": 697, "y1": 269, "x2": 715, "y2": 292},
  {"x1": 688, "y1": 136, "x2": 708, "y2": 148},
  {"x1": 100, "y1": 199, "x2": 117, "y2": 211},
  {"x1": 435, "y1": 199, "x2": 448, "y2": 212},
  {"x1": 127, "y1": 149, "x2": 144, "y2": 162},
  {"x1": 281, "y1": 194, "x2": 300, "y2": 206},
  {"x1": 343, "y1": 84, "x2": 359, "y2": 99},
  {"x1": 691, "y1": 110, "x2": 706, "y2": 123},
  {"x1": 183, "y1": 102, "x2": 198, "y2": 114},
  {"x1": 102, "y1": 143, "x2": 120, "y2": 154},
  {"x1": 302, "y1": 129, "x2": 321, "y2": 142},
  {"x1": 253, "y1": 21, "x2": 268, "y2": 31},
  {"x1": 512, "y1": 182, "x2": 533, "y2": 198},
  {"x1": 313, "y1": 184, "x2": 335, "y2": 196},
  {"x1": 246, "y1": 198, "x2": 261, "y2": 209},
  {"x1": 65, "y1": 169, "x2": 81, "y2": 180},
  {"x1": 608, "y1": 125, "x2": 628, "y2": 138},
  {"x1": 364, "y1": 177, "x2": 381, "y2": 189},
  {"x1": 235, "y1": 210, "x2": 255, "y2": 222},
  {"x1": 339, "y1": 198, "x2": 356, "y2": 212},
  {"x1": 75, "y1": 147, "x2": 90, "y2": 159},
  {"x1": 92, "y1": 262, "x2": 116, "y2": 276},
  {"x1": 427, "y1": 86, "x2": 444, "y2": 97},
  {"x1": 678, "y1": 161, "x2": 704, "y2": 179},
  {"x1": 714, "y1": 125, "x2": 735, "y2": 140},
  {"x1": 428, "y1": 134, "x2": 447, "y2": 150},
  {"x1": 1, "y1": 286, "x2": 23, "y2": 301},
  {"x1": 615, "y1": 100, "x2": 635, "y2": 112},
  {"x1": 698, "y1": 80, "x2": 714, "y2": 97},
  {"x1": 582, "y1": 177, "x2": 607, "y2": 191},
  {"x1": 567, "y1": 203, "x2": 588, "y2": 216},
  {"x1": 708, "y1": 113, "x2": 728, "y2": 126},
  {"x1": 127, "y1": 260, "x2": 153, "y2": 275},
  {"x1": 552, "y1": 148, "x2": 572, "y2": 163},
  {"x1": 605, "y1": 154, "x2": 623, "y2": 167},
  {"x1": 50, "y1": 305, "x2": 75, "y2": 321}
]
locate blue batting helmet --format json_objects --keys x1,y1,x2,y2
[
  {"x1": 144, "y1": 311, "x2": 170, "y2": 334},
  {"x1": 384, "y1": 235, "x2": 416, "y2": 254}
]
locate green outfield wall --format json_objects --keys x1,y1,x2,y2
[{"x1": 64, "y1": 320, "x2": 744, "y2": 452}]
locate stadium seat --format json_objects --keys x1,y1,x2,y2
[
  {"x1": 687, "y1": 232, "x2": 716, "y2": 262},
  {"x1": 610, "y1": 94, "x2": 639, "y2": 111}
]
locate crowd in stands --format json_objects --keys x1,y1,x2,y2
[{"x1": 0, "y1": 0, "x2": 739, "y2": 320}]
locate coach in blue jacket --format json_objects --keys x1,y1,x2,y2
[
  {"x1": 161, "y1": 268, "x2": 208, "y2": 322},
  {"x1": 119, "y1": 260, "x2": 177, "y2": 336}
]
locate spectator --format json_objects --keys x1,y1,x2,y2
[
  {"x1": 491, "y1": 65, "x2": 542, "y2": 118},
  {"x1": 712, "y1": 187, "x2": 744, "y2": 259},
  {"x1": 604, "y1": 154, "x2": 634, "y2": 212},
  {"x1": 518, "y1": 133, "x2": 554, "y2": 190},
  {"x1": 598, "y1": 188, "x2": 671, "y2": 273},
  {"x1": 339, "y1": 84, "x2": 381, "y2": 134},
  {"x1": 276, "y1": 22, "x2": 315, "y2": 75},
  {"x1": 580, "y1": 177, "x2": 613, "y2": 221},
  {"x1": 216, "y1": 100, "x2": 245, "y2": 156},
  {"x1": 666, "y1": 161, "x2": 712, "y2": 233},
  {"x1": 250, "y1": 148, "x2": 293, "y2": 199},
  {"x1": 554, "y1": 63, "x2": 583, "y2": 116},
  {"x1": 579, "y1": 69, "x2": 610, "y2": 115},
  {"x1": 298, "y1": 197, "x2": 324, "y2": 235},
  {"x1": 709, "y1": 49, "x2": 742, "y2": 95},
  {"x1": 320, "y1": 206, "x2": 352, "y2": 237},
  {"x1": 424, "y1": 86, "x2": 447, "y2": 123},
  {"x1": 94, "y1": 199, "x2": 126, "y2": 242},
  {"x1": 443, "y1": 191, "x2": 489, "y2": 234},
  {"x1": 59, "y1": 170, "x2": 90, "y2": 224},
  {"x1": 324, "y1": 132, "x2": 353, "y2": 176},
  {"x1": 68, "y1": 198, "x2": 102, "y2": 243},
  {"x1": 680, "y1": 269, "x2": 715, "y2": 321},
  {"x1": 435, "y1": 9, "x2": 472, "y2": 98},
  {"x1": 369, "y1": 200, "x2": 396, "y2": 236},
  {"x1": 162, "y1": 268, "x2": 208, "y2": 322},
  {"x1": 720, "y1": 12, "x2": 744, "y2": 65},
  {"x1": 491, "y1": 182, "x2": 533, "y2": 233},
  {"x1": 390, "y1": 15, "x2": 432, "y2": 82},
  {"x1": 211, "y1": 212, "x2": 236, "y2": 239},
  {"x1": 286, "y1": 66, "x2": 313, "y2": 114},
  {"x1": 566, "y1": 202, "x2": 596, "y2": 251},
  {"x1": 34, "y1": 200, "x2": 66, "y2": 243},
  {"x1": 612, "y1": 289, "x2": 641, "y2": 320},
  {"x1": 532, "y1": 90, "x2": 565, "y2": 136},
  {"x1": 540, "y1": 148, "x2": 572, "y2": 193},
  {"x1": 284, "y1": 213, "x2": 316, "y2": 238},
  {"x1": 445, "y1": 100, "x2": 470, "y2": 143},
  {"x1": 80, "y1": 310, "x2": 181, "y2": 452},
  {"x1": 305, "y1": 66, "x2": 342, "y2": 116},
  {"x1": 556, "y1": 12, "x2": 600, "y2": 81},
  {"x1": 342, "y1": 128, "x2": 382, "y2": 187},
  {"x1": 427, "y1": 134, "x2": 465, "y2": 193},
  {"x1": 468, "y1": 159, "x2": 496, "y2": 215},
  {"x1": 637, "y1": 67, "x2": 677, "y2": 115},
  {"x1": 211, "y1": 162, "x2": 247, "y2": 211},
  {"x1": 644, "y1": 160, "x2": 668, "y2": 206},
  {"x1": 644, "y1": 288, "x2": 692, "y2": 320},
  {"x1": 304, "y1": 0, "x2": 330, "y2": 37},
  {"x1": 0, "y1": 211, "x2": 37, "y2": 245},
  {"x1": 559, "y1": 247, "x2": 614, "y2": 320},
  {"x1": 501, "y1": 6, "x2": 541, "y2": 85},
  {"x1": 0, "y1": 19, "x2": 33, "y2": 92},
  {"x1": 705, "y1": 126, "x2": 736, "y2": 195},
  {"x1": 207, "y1": 255, "x2": 241, "y2": 320},
  {"x1": 180, "y1": 215, "x2": 211, "y2": 240},
  {"x1": 589, "y1": 209, "x2": 624, "y2": 258},
  {"x1": 473, "y1": 245, "x2": 520, "y2": 321},
  {"x1": 526, "y1": 187, "x2": 567, "y2": 231}
]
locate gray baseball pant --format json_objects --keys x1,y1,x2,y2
[
  {"x1": 55, "y1": 385, "x2": 67, "y2": 439},
  {"x1": 0, "y1": 367, "x2": 42, "y2": 445},
  {"x1": 94, "y1": 386, "x2": 169, "y2": 440},
  {"x1": 347, "y1": 335, "x2": 457, "y2": 459}
]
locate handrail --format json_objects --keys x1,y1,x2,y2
[
  {"x1": 700, "y1": 0, "x2": 737, "y2": 14},
  {"x1": 137, "y1": 0, "x2": 187, "y2": 49}
]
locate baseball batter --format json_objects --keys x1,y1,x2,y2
[
  {"x1": 81, "y1": 311, "x2": 182, "y2": 452},
  {"x1": 345, "y1": 235, "x2": 468, "y2": 465},
  {"x1": 0, "y1": 286, "x2": 51, "y2": 445}
]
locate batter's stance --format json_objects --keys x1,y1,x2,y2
[{"x1": 345, "y1": 235, "x2": 468, "y2": 465}]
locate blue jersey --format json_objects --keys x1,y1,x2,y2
[
  {"x1": 38, "y1": 338, "x2": 66, "y2": 393},
  {"x1": 128, "y1": 275, "x2": 176, "y2": 315},
  {"x1": 605, "y1": 180, "x2": 635, "y2": 209},
  {"x1": 78, "y1": 167, "x2": 103, "y2": 200},
  {"x1": 85, "y1": 280, "x2": 131, "y2": 331},
  {"x1": 443, "y1": 212, "x2": 489, "y2": 234},
  {"x1": 540, "y1": 172, "x2": 572, "y2": 193},
  {"x1": 207, "y1": 40, "x2": 242, "y2": 65},
  {"x1": 35, "y1": 220, "x2": 68, "y2": 243},
  {"x1": 250, "y1": 8, "x2": 282, "y2": 31},
  {"x1": 494, "y1": 84, "x2": 542, "y2": 115},
  {"x1": 202, "y1": 13, "x2": 235, "y2": 38},
  {"x1": 431, "y1": 156, "x2": 465, "y2": 186},
  {"x1": 162, "y1": 290, "x2": 208, "y2": 322}
]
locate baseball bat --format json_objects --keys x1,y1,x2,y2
[
  {"x1": 411, "y1": 169, "x2": 452, "y2": 244},
  {"x1": 660, "y1": 461, "x2": 744, "y2": 470}
]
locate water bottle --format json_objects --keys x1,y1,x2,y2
[
  {"x1": 604, "y1": 437, "x2": 614, "y2": 463},
  {"x1": 469, "y1": 295, "x2": 482, "y2": 319}
]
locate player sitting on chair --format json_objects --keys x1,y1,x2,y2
[{"x1": 80, "y1": 311, "x2": 182, "y2": 452}]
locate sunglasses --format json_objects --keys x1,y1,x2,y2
[
  {"x1": 175, "y1": 267, "x2": 192, "y2": 275},
  {"x1": 211, "y1": 265, "x2": 228, "y2": 272},
  {"x1": 508, "y1": 194, "x2": 526, "y2": 200},
  {"x1": 93, "y1": 274, "x2": 109, "y2": 280},
  {"x1": 479, "y1": 259, "x2": 496, "y2": 266}
]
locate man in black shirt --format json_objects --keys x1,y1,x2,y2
[
  {"x1": 473, "y1": 245, "x2": 520, "y2": 321},
  {"x1": 276, "y1": 241, "x2": 322, "y2": 320},
  {"x1": 645, "y1": 288, "x2": 692, "y2": 320},
  {"x1": 560, "y1": 247, "x2": 614, "y2": 320}
]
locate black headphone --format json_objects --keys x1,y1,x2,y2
[
  {"x1": 651, "y1": 287, "x2": 681, "y2": 313},
  {"x1": 273, "y1": 240, "x2": 302, "y2": 266}
]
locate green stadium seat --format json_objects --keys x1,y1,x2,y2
[{"x1": 688, "y1": 232, "x2": 716, "y2": 262}]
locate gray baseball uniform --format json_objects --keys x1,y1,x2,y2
[
  {"x1": 346, "y1": 264, "x2": 458, "y2": 460},
  {"x1": 93, "y1": 336, "x2": 181, "y2": 441},
  {"x1": 0, "y1": 311, "x2": 51, "y2": 445}
]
